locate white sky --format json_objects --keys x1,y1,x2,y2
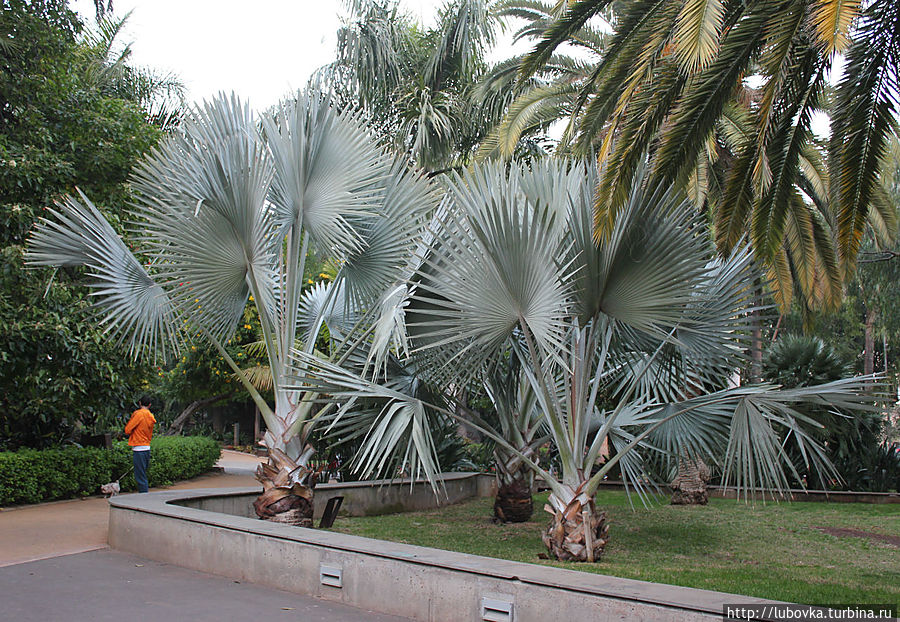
[
  {"x1": 70, "y1": 2, "x2": 829, "y2": 138},
  {"x1": 71, "y1": 0, "x2": 528, "y2": 112}
]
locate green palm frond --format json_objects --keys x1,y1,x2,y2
[
  {"x1": 476, "y1": 81, "x2": 577, "y2": 160},
  {"x1": 867, "y1": 184, "x2": 899, "y2": 247},
  {"x1": 830, "y1": 0, "x2": 900, "y2": 266},
  {"x1": 520, "y1": 0, "x2": 616, "y2": 77},
  {"x1": 672, "y1": 0, "x2": 725, "y2": 72},
  {"x1": 238, "y1": 364, "x2": 275, "y2": 393}
]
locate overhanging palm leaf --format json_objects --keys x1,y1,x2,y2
[{"x1": 27, "y1": 190, "x2": 180, "y2": 359}]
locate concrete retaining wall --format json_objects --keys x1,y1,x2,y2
[
  {"x1": 174, "y1": 472, "x2": 497, "y2": 520},
  {"x1": 590, "y1": 481, "x2": 900, "y2": 504},
  {"x1": 108, "y1": 475, "x2": 782, "y2": 622}
]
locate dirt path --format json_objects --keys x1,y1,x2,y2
[{"x1": 815, "y1": 526, "x2": 900, "y2": 547}]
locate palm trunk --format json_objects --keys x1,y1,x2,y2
[
  {"x1": 864, "y1": 309, "x2": 876, "y2": 377},
  {"x1": 252, "y1": 448, "x2": 316, "y2": 527},
  {"x1": 750, "y1": 307, "x2": 763, "y2": 383},
  {"x1": 492, "y1": 446, "x2": 536, "y2": 523},
  {"x1": 541, "y1": 486, "x2": 609, "y2": 562},
  {"x1": 670, "y1": 456, "x2": 710, "y2": 505},
  {"x1": 493, "y1": 473, "x2": 533, "y2": 523}
]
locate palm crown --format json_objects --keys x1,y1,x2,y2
[
  {"x1": 297, "y1": 158, "x2": 876, "y2": 560},
  {"x1": 28, "y1": 90, "x2": 437, "y2": 521}
]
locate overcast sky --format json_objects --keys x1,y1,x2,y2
[{"x1": 70, "y1": 0, "x2": 525, "y2": 112}]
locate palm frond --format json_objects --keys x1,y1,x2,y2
[
  {"x1": 672, "y1": 0, "x2": 726, "y2": 72},
  {"x1": 129, "y1": 93, "x2": 273, "y2": 344},
  {"x1": 26, "y1": 191, "x2": 181, "y2": 360},
  {"x1": 830, "y1": 0, "x2": 900, "y2": 266}
]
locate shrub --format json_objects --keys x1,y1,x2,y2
[{"x1": 0, "y1": 436, "x2": 221, "y2": 506}]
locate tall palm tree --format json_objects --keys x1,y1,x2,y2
[
  {"x1": 296, "y1": 159, "x2": 876, "y2": 561},
  {"x1": 27, "y1": 90, "x2": 436, "y2": 524},
  {"x1": 518, "y1": 0, "x2": 900, "y2": 285},
  {"x1": 321, "y1": 0, "x2": 508, "y2": 174}
]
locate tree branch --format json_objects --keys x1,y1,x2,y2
[{"x1": 166, "y1": 391, "x2": 233, "y2": 435}]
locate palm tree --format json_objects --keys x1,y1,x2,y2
[
  {"x1": 321, "y1": 0, "x2": 508, "y2": 174},
  {"x1": 27, "y1": 90, "x2": 435, "y2": 524},
  {"x1": 472, "y1": 353, "x2": 549, "y2": 522},
  {"x1": 80, "y1": 11, "x2": 185, "y2": 130},
  {"x1": 518, "y1": 0, "x2": 900, "y2": 286},
  {"x1": 475, "y1": 0, "x2": 612, "y2": 161},
  {"x1": 296, "y1": 158, "x2": 875, "y2": 561}
]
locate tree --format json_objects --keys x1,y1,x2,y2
[
  {"x1": 0, "y1": 0, "x2": 164, "y2": 448},
  {"x1": 517, "y1": 0, "x2": 900, "y2": 295},
  {"x1": 28, "y1": 91, "x2": 435, "y2": 524},
  {"x1": 475, "y1": 0, "x2": 612, "y2": 161},
  {"x1": 297, "y1": 159, "x2": 875, "y2": 561},
  {"x1": 322, "y1": 0, "x2": 511, "y2": 173}
]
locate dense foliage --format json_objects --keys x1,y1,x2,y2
[
  {"x1": 0, "y1": 435, "x2": 221, "y2": 505},
  {"x1": 0, "y1": 0, "x2": 162, "y2": 448}
]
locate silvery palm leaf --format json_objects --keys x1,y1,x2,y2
[
  {"x1": 129, "y1": 92, "x2": 274, "y2": 345},
  {"x1": 27, "y1": 190, "x2": 180, "y2": 360}
]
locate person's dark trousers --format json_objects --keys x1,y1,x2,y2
[{"x1": 132, "y1": 449, "x2": 150, "y2": 493}]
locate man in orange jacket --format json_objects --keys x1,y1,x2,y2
[{"x1": 125, "y1": 396, "x2": 156, "y2": 493}]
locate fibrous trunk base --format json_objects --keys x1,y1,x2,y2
[
  {"x1": 256, "y1": 493, "x2": 313, "y2": 527},
  {"x1": 670, "y1": 457, "x2": 710, "y2": 506},
  {"x1": 253, "y1": 449, "x2": 315, "y2": 527},
  {"x1": 493, "y1": 481, "x2": 533, "y2": 523},
  {"x1": 542, "y1": 501, "x2": 609, "y2": 562}
]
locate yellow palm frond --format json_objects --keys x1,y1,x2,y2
[
  {"x1": 812, "y1": 0, "x2": 860, "y2": 56},
  {"x1": 673, "y1": 0, "x2": 726, "y2": 72}
]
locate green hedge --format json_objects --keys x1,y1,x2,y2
[{"x1": 0, "y1": 436, "x2": 221, "y2": 506}]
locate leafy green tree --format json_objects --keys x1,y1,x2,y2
[{"x1": 0, "y1": 0, "x2": 163, "y2": 448}]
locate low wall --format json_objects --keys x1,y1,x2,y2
[
  {"x1": 590, "y1": 481, "x2": 900, "y2": 504},
  {"x1": 108, "y1": 474, "x2": 785, "y2": 622},
  {"x1": 174, "y1": 472, "x2": 497, "y2": 520}
]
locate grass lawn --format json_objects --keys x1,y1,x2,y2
[{"x1": 331, "y1": 490, "x2": 900, "y2": 606}]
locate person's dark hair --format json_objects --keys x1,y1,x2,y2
[{"x1": 138, "y1": 395, "x2": 152, "y2": 407}]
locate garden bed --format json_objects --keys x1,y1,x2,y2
[
  {"x1": 108, "y1": 478, "x2": 785, "y2": 621},
  {"x1": 331, "y1": 490, "x2": 900, "y2": 607}
]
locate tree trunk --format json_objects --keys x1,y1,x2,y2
[
  {"x1": 253, "y1": 448, "x2": 316, "y2": 527},
  {"x1": 166, "y1": 392, "x2": 232, "y2": 435},
  {"x1": 542, "y1": 492, "x2": 609, "y2": 562},
  {"x1": 670, "y1": 456, "x2": 710, "y2": 505},
  {"x1": 493, "y1": 477, "x2": 533, "y2": 523},
  {"x1": 750, "y1": 307, "x2": 763, "y2": 383},
  {"x1": 864, "y1": 308, "x2": 876, "y2": 377}
]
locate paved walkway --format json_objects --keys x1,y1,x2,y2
[
  {"x1": 0, "y1": 450, "x2": 411, "y2": 621},
  {"x1": 1, "y1": 549, "x2": 408, "y2": 622},
  {"x1": 0, "y1": 450, "x2": 261, "y2": 567}
]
